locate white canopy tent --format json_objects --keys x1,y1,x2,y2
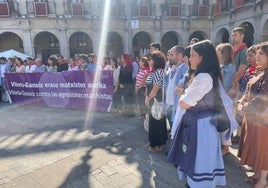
[{"x1": 0, "y1": 49, "x2": 31, "y2": 60}]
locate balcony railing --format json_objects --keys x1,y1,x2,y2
[
  {"x1": 26, "y1": 1, "x2": 56, "y2": 17},
  {"x1": 214, "y1": 2, "x2": 221, "y2": 16},
  {"x1": 139, "y1": 4, "x2": 149, "y2": 18},
  {"x1": 0, "y1": 2, "x2": 9, "y2": 17},
  {"x1": 169, "y1": 5, "x2": 180, "y2": 17},
  {"x1": 221, "y1": 0, "x2": 231, "y2": 12},
  {"x1": 229, "y1": 0, "x2": 255, "y2": 10},
  {"x1": 191, "y1": 5, "x2": 209, "y2": 17},
  {"x1": 131, "y1": 3, "x2": 152, "y2": 18},
  {"x1": 63, "y1": 2, "x2": 92, "y2": 18}
]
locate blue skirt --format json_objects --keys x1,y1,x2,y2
[{"x1": 169, "y1": 115, "x2": 226, "y2": 188}]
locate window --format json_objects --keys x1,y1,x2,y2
[
  {"x1": 198, "y1": 5, "x2": 208, "y2": 16},
  {"x1": 34, "y1": 2, "x2": 48, "y2": 16},
  {"x1": 214, "y1": 1, "x2": 221, "y2": 16},
  {"x1": 71, "y1": 3, "x2": 84, "y2": 16},
  {"x1": 49, "y1": 35, "x2": 59, "y2": 48},
  {"x1": 0, "y1": 2, "x2": 9, "y2": 17},
  {"x1": 77, "y1": 34, "x2": 88, "y2": 47},
  {"x1": 169, "y1": 5, "x2": 180, "y2": 17},
  {"x1": 139, "y1": 4, "x2": 149, "y2": 17}
]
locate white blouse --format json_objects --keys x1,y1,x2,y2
[{"x1": 180, "y1": 73, "x2": 213, "y2": 107}]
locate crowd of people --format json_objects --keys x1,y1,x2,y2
[
  {"x1": 0, "y1": 26, "x2": 268, "y2": 188},
  {"x1": 110, "y1": 27, "x2": 268, "y2": 188}
]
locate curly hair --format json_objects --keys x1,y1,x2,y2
[{"x1": 150, "y1": 51, "x2": 166, "y2": 69}]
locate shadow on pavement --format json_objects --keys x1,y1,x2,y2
[{"x1": 0, "y1": 104, "x2": 255, "y2": 188}]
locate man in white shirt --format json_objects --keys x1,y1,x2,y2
[
  {"x1": 166, "y1": 45, "x2": 188, "y2": 128},
  {"x1": 25, "y1": 57, "x2": 37, "y2": 73},
  {"x1": 0, "y1": 57, "x2": 10, "y2": 102}
]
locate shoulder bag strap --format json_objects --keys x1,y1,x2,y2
[{"x1": 162, "y1": 70, "x2": 165, "y2": 102}]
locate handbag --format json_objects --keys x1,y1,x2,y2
[
  {"x1": 210, "y1": 90, "x2": 230, "y2": 133},
  {"x1": 151, "y1": 98, "x2": 165, "y2": 120},
  {"x1": 211, "y1": 107, "x2": 230, "y2": 132},
  {"x1": 151, "y1": 78, "x2": 165, "y2": 120}
]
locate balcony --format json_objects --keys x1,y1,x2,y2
[
  {"x1": 71, "y1": 3, "x2": 84, "y2": 17},
  {"x1": 198, "y1": 5, "x2": 209, "y2": 17},
  {"x1": 169, "y1": 5, "x2": 180, "y2": 17},
  {"x1": 110, "y1": 5, "x2": 118, "y2": 17},
  {"x1": 0, "y1": 2, "x2": 19, "y2": 18},
  {"x1": 64, "y1": 2, "x2": 92, "y2": 18},
  {"x1": 214, "y1": 1, "x2": 222, "y2": 16},
  {"x1": 221, "y1": 0, "x2": 231, "y2": 12},
  {"x1": 26, "y1": 1, "x2": 56, "y2": 17},
  {"x1": 191, "y1": 5, "x2": 209, "y2": 17},
  {"x1": 0, "y1": 2, "x2": 9, "y2": 17},
  {"x1": 34, "y1": 2, "x2": 47, "y2": 17},
  {"x1": 229, "y1": 0, "x2": 255, "y2": 10},
  {"x1": 139, "y1": 4, "x2": 149, "y2": 18}
]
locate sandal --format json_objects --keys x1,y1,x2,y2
[
  {"x1": 148, "y1": 146, "x2": 164, "y2": 152},
  {"x1": 236, "y1": 163, "x2": 253, "y2": 171},
  {"x1": 245, "y1": 176, "x2": 258, "y2": 184}
]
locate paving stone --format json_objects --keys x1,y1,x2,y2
[
  {"x1": 100, "y1": 165, "x2": 117, "y2": 176},
  {"x1": 108, "y1": 160, "x2": 121, "y2": 167},
  {"x1": 81, "y1": 174, "x2": 97, "y2": 184},
  {"x1": 93, "y1": 172, "x2": 112, "y2": 185},
  {"x1": 91, "y1": 169, "x2": 102, "y2": 175},
  {"x1": 88, "y1": 180, "x2": 104, "y2": 188},
  {"x1": 0, "y1": 105, "x2": 255, "y2": 188},
  {"x1": 109, "y1": 173, "x2": 130, "y2": 186},
  {"x1": 0, "y1": 177, "x2": 10, "y2": 185},
  {"x1": 70, "y1": 179, "x2": 89, "y2": 188},
  {"x1": 102, "y1": 182, "x2": 120, "y2": 188},
  {"x1": 123, "y1": 173, "x2": 142, "y2": 186},
  {"x1": 112, "y1": 165, "x2": 132, "y2": 177}
]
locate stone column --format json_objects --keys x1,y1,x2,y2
[
  {"x1": 127, "y1": 2, "x2": 133, "y2": 54},
  {"x1": 154, "y1": 19, "x2": 161, "y2": 43},
  {"x1": 22, "y1": 30, "x2": 34, "y2": 57},
  {"x1": 20, "y1": 20, "x2": 34, "y2": 57},
  {"x1": 56, "y1": 19, "x2": 69, "y2": 58},
  {"x1": 91, "y1": 19, "x2": 101, "y2": 55}
]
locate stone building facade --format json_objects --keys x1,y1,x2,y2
[{"x1": 0, "y1": 0, "x2": 267, "y2": 60}]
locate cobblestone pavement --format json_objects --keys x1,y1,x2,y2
[{"x1": 0, "y1": 104, "x2": 255, "y2": 188}]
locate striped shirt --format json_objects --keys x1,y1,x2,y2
[
  {"x1": 146, "y1": 69, "x2": 165, "y2": 87},
  {"x1": 136, "y1": 67, "x2": 150, "y2": 87}
]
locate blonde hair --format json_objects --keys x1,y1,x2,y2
[{"x1": 216, "y1": 43, "x2": 234, "y2": 66}]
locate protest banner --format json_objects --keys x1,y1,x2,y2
[{"x1": 5, "y1": 70, "x2": 114, "y2": 111}]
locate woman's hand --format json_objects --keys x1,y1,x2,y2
[
  {"x1": 174, "y1": 85, "x2": 184, "y2": 95},
  {"x1": 179, "y1": 100, "x2": 191, "y2": 109}
]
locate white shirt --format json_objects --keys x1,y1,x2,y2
[
  {"x1": 180, "y1": 73, "x2": 213, "y2": 107},
  {"x1": 26, "y1": 64, "x2": 37, "y2": 73},
  {"x1": 166, "y1": 67, "x2": 176, "y2": 105},
  {"x1": 1, "y1": 64, "x2": 5, "y2": 78}
]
